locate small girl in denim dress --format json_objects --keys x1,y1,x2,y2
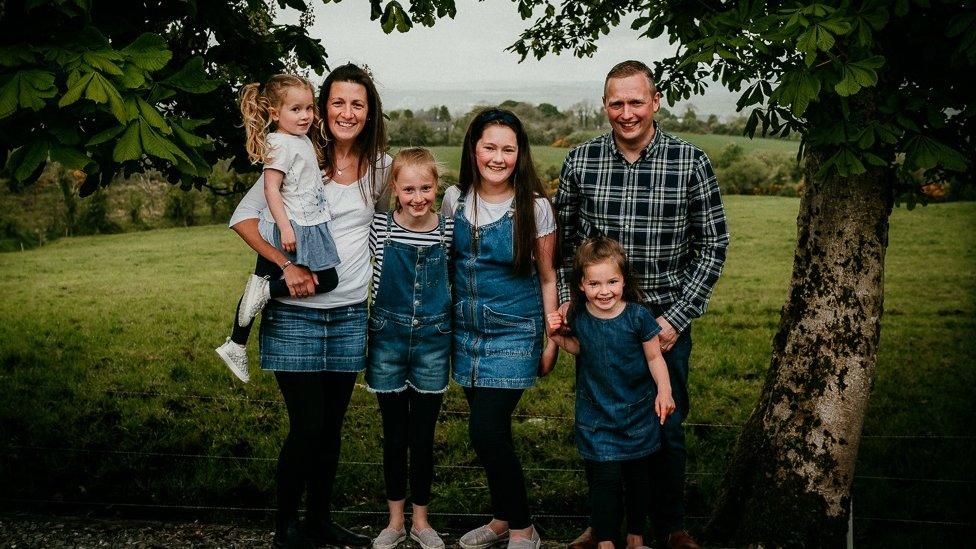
[
  {"x1": 216, "y1": 74, "x2": 341, "y2": 383},
  {"x1": 544, "y1": 236, "x2": 676, "y2": 549},
  {"x1": 367, "y1": 148, "x2": 453, "y2": 549}
]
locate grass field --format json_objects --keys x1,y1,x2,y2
[{"x1": 0, "y1": 197, "x2": 973, "y2": 545}]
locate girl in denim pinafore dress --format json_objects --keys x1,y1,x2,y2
[
  {"x1": 443, "y1": 109, "x2": 559, "y2": 549},
  {"x1": 545, "y1": 236, "x2": 676, "y2": 549},
  {"x1": 367, "y1": 148, "x2": 453, "y2": 549}
]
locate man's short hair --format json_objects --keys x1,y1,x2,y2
[{"x1": 604, "y1": 60, "x2": 657, "y2": 97}]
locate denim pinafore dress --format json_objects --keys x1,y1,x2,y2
[
  {"x1": 574, "y1": 302, "x2": 663, "y2": 461},
  {"x1": 366, "y1": 213, "x2": 452, "y2": 393},
  {"x1": 452, "y1": 194, "x2": 543, "y2": 389}
]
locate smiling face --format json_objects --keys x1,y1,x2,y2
[
  {"x1": 474, "y1": 124, "x2": 519, "y2": 189},
  {"x1": 603, "y1": 73, "x2": 661, "y2": 153},
  {"x1": 325, "y1": 81, "x2": 368, "y2": 144},
  {"x1": 393, "y1": 164, "x2": 438, "y2": 219},
  {"x1": 580, "y1": 259, "x2": 626, "y2": 315},
  {"x1": 271, "y1": 86, "x2": 315, "y2": 136}
]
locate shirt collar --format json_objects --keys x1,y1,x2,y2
[{"x1": 606, "y1": 121, "x2": 663, "y2": 164}]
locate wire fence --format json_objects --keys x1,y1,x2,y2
[{"x1": 4, "y1": 387, "x2": 973, "y2": 533}]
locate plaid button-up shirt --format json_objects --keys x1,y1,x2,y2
[{"x1": 554, "y1": 125, "x2": 729, "y2": 333}]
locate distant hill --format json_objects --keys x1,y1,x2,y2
[{"x1": 380, "y1": 80, "x2": 743, "y2": 119}]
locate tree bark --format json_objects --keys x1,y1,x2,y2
[{"x1": 705, "y1": 152, "x2": 891, "y2": 547}]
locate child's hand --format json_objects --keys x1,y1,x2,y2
[
  {"x1": 279, "y1": 225, "x2": 297, "y2": 253},
  {"x1": 655, "y1": 390, "x2": 676, "y2": 425},
  {"x1": 546, "y1": 311, "x2": 564, "y2": 334}
]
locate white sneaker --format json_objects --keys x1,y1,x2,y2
[
  {"x1": 237, "y1": 274, "x2": 271, "y2": 327},
  {"x1": 216, "y1": 338, "x2": 249, "y2": 383}
]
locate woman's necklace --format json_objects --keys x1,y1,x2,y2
[{"x1": 335, "y1": 148, "x2": 354, "y2": 176}]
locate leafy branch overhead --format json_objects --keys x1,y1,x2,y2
[{"x1": 1, "y1": 0, "x2": 330, "y2": 196}]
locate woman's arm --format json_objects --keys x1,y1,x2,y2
[
  {"x1": 536, "y1": 231, "x2": 558, "y2": 334},
  {"x1": 231, "y1": 216, "x2": 317, "y2": 298}
]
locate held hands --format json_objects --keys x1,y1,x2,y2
[
  {"x1": 279, "y1": 225, "x2": 297, "y2": 253},
  {"x1": 655, "y1": 389, "x2": 676, "y2": 425},
  {"x1": 655, "y1": 316, "x2": 678, "y2": 353}
]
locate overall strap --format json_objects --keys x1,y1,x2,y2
[
  {"x1": 438, "y1": 214, "x2": 446, "y2": 246},
  {"x1": 384, "y1": 210, "x2": 394, "y2": 244}
]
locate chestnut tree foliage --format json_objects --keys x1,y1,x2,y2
[{"x1": 0, "y1": 0, "x2": 329, "y2": 195}]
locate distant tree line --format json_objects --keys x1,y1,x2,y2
[{"x1": 387, "y1": 100, "x2": 766, "y2": 147}]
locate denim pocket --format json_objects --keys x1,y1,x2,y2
[
  {"x1": 483, "y1": 306, "x2": 535, "y2": 358},
  {"x1": 625, "y1": 391, "x2": 654, "y2": 436},
  {"x1": 368, "y1": 316, "x2": 387, "y2": 333}
]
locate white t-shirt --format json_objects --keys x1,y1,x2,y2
[
  {"x1": 440, "y1": 185, "x2": 556, "y2": 237},
  {"x1": 265, "y1": 133, "x2": 330, "y2": 226},
  {"x1": 229, "y1": 155, "x2": 392, "y2": 309}
]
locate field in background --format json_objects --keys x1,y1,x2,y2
[{"x1": 0, "y1": 197, "x2": 973, "y2": 545}]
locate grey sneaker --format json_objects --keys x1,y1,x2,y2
[
  {"x1": 215, "y1": 338, "x2": 249, "y2": 383},
  {"x1": 237, "y1": 274, "x2": 270, "y2": 327},
  {"x1": 372, "y1": 527, "x2": 406, "y2": 549},
  {"x1": 506, "y1": 527, "x2": 539, "y2": 549},
  {"x1": 410, "y1": 527, "x2": 445, "y2": 549},
  {"x1": 459, "y1": 525, "x2": 508, "y2": 549}
]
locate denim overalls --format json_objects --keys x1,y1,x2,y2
[
  {"x1": 452, "y1": 194, "x2": 543, "y2": 389},
  {"x1": 366, "y1": 213, "x2": 451, "y2": 393},
  {"x1": 574, "y1": 302, "x2": 663, "y2": 461}
]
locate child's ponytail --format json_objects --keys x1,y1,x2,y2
[{"x1": 240, "y1": 82, "x2": 272, "y2": 165}]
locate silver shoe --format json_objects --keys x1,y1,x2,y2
[
  {"x1": 215, "y1": 338, "x2": 249, "y2": 383},
  {"x1": 372, "y1": 527, "x2": 406, "y2": 549},
  {"x1": 459, "y1": 525, "x2": 508, "y2": 549},
  {"x1": 237, "y1": 274, "x2": 270, "y2": 327},
  {"x1": 410, "y1": 527, "x2": 445, "y2": 549},
  {"x1": 505, "y1": 527, "x2": 540, "y2": 549}
]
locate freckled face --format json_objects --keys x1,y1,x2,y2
[
  {"x1": 394, "y1": 165, "x2": 438, "y2": 219},
  {"x1": 475, "y1": 125, "x2": 518, "y2": 188}
]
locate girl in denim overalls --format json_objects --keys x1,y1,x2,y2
[
  {"x1": 441, "y1": 109, "x2": 559, "y2": 549},
  {"x1": 367, "y1": 148, "x2": 453, "y2": 549},
  {"x1": 545, "y1": 236, "x2": 676, "y2": 549}
]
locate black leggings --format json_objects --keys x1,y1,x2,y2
[
  {"x1": 464, "y1": 387, "x2": 531, "y2": 529},
  {"x1": 376, "y1": 388, "x2": 444, "y2": 504},
  {"x1": 273, "y1": 370, "x2": 356, "y2": 537},
  {"x1": 231, "y1": 255, "x2": 338, "y2": 345},
  {"x1": 585, "y1": 456, "x2": 652, "y2": 543}
]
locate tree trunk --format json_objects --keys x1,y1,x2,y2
[{"x1": 705, "y1": 152, "x2": 892, "y2": 547}]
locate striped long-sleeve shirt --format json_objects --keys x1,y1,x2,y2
[{"x1": 554, "y1": 125, "x2": 729, "y2": 333}]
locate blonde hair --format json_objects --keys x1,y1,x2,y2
[
  {"x1": 390, "y1": 147, "x2": 443, "y2": 211},
  {"x1": 240, "y1": 74, "x2": 324, "y2": 166}
]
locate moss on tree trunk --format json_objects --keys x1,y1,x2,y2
[{"x1": 706, "y1": 151, "x2": 891, "y2": 547}]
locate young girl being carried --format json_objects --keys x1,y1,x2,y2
[
  {"x1": 543, "y1": 236, "x2": 676, "y2": 549},
  {"x1": 366, "y1": 147, "x2": 453, "y2": 549},
  {"x1": 216, "y1": 74, "x2": 340, "y2": 382}
]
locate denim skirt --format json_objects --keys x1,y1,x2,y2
[{"x1": 259, "y1": 300, "x2": 367, "y2": 372}]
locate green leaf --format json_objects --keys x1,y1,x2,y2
[
  {"x1": 12, "y1": 140, "x2": 49, "y2": 182},
  {"x1": 87, "y1": 125, "x2": 125, "y2": 146},
  {"x1": 118, "y1": 62, "x2": 147, "y2": 88},
  {"x1": 162, "y1": 57, "x2": 219, "y2": 94},
  {"x1": 171, "y1": 123, "x2": 211, "y2": 148},
  {"x1": 121, "y1": 33, "x2": 172, "y2": 71},
  {"x1": 112, "y1": 122, "x2": 142, "y2": 162},
  {"x1": 0, "y1": 70, "x2": 57, "y2": 117},
  {"x1": 770, "y1": 71, "x2": 821, "y2": 116},
  {"x1": 59, "y1": 72, "x2": 93, "y2": 108},
  {"x1": 136, "y1": 97, "x2": 170, "y2": 133},
  {"x1": 82, "y1": 50, "x2": 124, "y2": 75},
  {"x1": 49, "y1": 145, "x2": 93, "y2": 171},
  {"x1": 904, "y1": 135, "x2": 967, "y2": 171},
  {"x1": 89, "y1": 72, "x2": 128, "y2": 122},
  {"x1": 0, "y1": 46, "x2": 36, "y2": 67}
]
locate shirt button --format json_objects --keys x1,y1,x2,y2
[
  {"x1": 412, "y1": 318, "x2": 419, "y2": 326},
  {"x1": 414, "y1": 300, "x2": 420, "y2": 306},
  {"x1": 415, "y1": 282, "x2": 421, "y2": 289}
]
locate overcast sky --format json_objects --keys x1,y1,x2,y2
[{"x1": 278, "y1": 1, "x2": 673, "y2": 87}]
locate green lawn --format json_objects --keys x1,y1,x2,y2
[{"x1": 0, "y1": 197, "x2": 972, "y2": 545}]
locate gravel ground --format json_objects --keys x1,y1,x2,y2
[{"x1": 0, "y1": 514, "x2": 570, "y2": 548}]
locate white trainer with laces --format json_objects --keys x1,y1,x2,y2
[
  {"x1": 216, "y1": 338, "x2": 249, "y2": 383},
  {"x1": 237, "y1": 274, "x2": 271, "y2": 327}
]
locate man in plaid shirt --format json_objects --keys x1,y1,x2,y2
[{"x1": 556, "y1": 61, "x2": 729, "y2": 549}]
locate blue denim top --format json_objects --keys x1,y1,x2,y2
[
  {"x1": 371, "y1": 212, "x2": 451, "y2": 325},
  {"x1": 574, "y1": 301, "x2": 663, "y2": 461},
  {"x1": 452, "y1": 194, "x2": 543, "y2": 389}
]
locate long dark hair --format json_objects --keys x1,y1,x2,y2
[
  {"x1": 458, "y1": 108, "x2": 551, "y2": 275},
  {"x1": 317, "y1": 63, "x2": 388, "y2": 201},
  {"x1": 568, "y1": 236, "x2": 645, "y2": 321}
]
